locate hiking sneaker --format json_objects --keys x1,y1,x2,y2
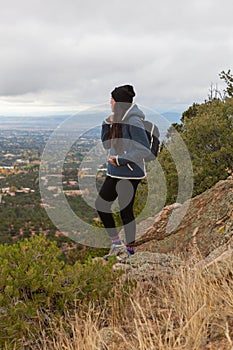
[
  {"x1": 125, "y1": 248, "x2": 135, "y2": 256},
  {"x1": 103, "y1": 242, "x2": 125, "y2": 261}
]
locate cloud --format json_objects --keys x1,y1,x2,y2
[{"x1": 0, "y1": 0, "x2": 233, "y2": 114}]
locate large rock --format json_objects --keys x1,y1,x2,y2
[{"x1": 134, "y1": 178, "x2": 233, "y2": 258}]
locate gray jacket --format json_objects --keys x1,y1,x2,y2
[{"x1": 101, "y1": 104, "x2": 151, "y2": 179}]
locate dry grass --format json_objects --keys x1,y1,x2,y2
[{"x1": 30, "y1": 257, "x2": 233, "y2": 350}]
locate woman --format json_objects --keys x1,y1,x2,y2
[{"x1": 95, "y1": 85, "x2": 150, "y2": 259}]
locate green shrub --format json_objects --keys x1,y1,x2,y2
[
  {"x1": 0, "y1": 234, "x2": 120, "y2": 348},
  {"x1": 159, "y1": 97, "x2": 233, "y2": 202}
]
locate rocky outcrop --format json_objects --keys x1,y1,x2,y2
[
  {"x1": 134, "y1": 178, "x2": 233, "y2": 258},
  {"x1": 113, "y1": 251, "x2": 183, "y2": 281},
  {"x1": 112, "y1": 178, "x2": 233, "y2": 280}
]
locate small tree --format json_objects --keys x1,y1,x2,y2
[{"x1": 219, "y1": 69, "x2": 233, "y2": 98}]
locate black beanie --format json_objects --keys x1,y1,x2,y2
[{"x1": 111, "y1": 84, "x2": 135, "y2": 103}]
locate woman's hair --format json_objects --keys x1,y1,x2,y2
[{"x1": 109, "y1": 102, "x2": 131, "y2": 153}]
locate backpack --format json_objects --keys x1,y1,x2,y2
[
  {"x1": 126, "y1": 119, "x2": 160, "y2": 162},
  {"x1": 142, "y1": 120, "x2": 160, "y2": 161}
]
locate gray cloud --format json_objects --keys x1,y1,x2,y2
[{"x1": 1, "y1": 0, "x2": 233, "y2": 114}]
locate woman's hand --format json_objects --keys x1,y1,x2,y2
[{"x1": 109, "y1": 155, "x2": 118, "y2": 166}]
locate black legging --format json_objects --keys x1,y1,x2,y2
[{"x1": 95, "y1": 176, "x2": 141, "y2": 244}]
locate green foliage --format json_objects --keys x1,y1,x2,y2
[
  {"x1": 64, "y1": 245, "x2": 109, "y2": 265},
  {"x1": 0, "y1": 235, "x2": 120, "y2": 348},
  {"x1": 134, "y1": 178, "x2": 148, "y2": 216},
  {"x1": 157, "y1": 147, "x2": 178, "y2": 204},
  {"x1": 181, "y1": 102, "x2": 199, "y2": 122},
  {"x1": 0, "y1": 170, "x2": 39, "y2": 190},
  {"x1": 159, "y1": 97, "x2": 233, "y2": 202},
  {"x1": 219, "y1": 69, "x2": 233, "y2": 97}
]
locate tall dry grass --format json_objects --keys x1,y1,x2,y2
[{"x1": 29, "y1": 257, "x2": 233, "y2": 350}]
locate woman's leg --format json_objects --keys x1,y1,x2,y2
[
  {"x1": 95, "y1": 176, "x2": 119, "y2": 239},
  {"x1": 117, "y1": 179, "x2": 141, "y2": 247}
]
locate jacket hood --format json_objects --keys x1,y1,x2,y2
[{"x1": 121, "y1": 103, "x2": 145, "y2": 122}]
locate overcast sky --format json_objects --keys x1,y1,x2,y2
[{"x1": 0, "y1": 0, "x2": 233, "y2": 116}]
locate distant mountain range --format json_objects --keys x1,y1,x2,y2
[{"x1": 0, "y1": 111, "x2": 182, "y2": 131}]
